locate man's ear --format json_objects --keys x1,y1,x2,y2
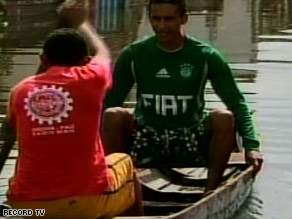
[
  {"x1": 40, "y1": 53, "x2": 45, "y2": 63},
  {"x1": 80, "y1": 56, "x2": 91, "y2": 65},
  {"x1": 36, "y1": 53, "x2": 50, "y2": 74},
  {"x1": 182, "y1": 14, "x2": 188, "y2": 25},
  {"x1": 40, "y1": 54, "x2": 51, "y2": 67}
]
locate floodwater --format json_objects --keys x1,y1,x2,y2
[{"x1": 0, "y1": 0, "x2": 292, "y2": 218}]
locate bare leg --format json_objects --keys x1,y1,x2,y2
[
  {"x1": 205, "y1": 109, "x2": 234, "y2": 192},
  {"x1": 102, "y1": 107, "x2": 134, "y2": 155}
]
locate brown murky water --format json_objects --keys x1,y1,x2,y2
[{"x1": 0, "y1": 0, "x2": 291, "y2": 218}]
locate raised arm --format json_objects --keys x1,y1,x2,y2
[{"x1": 58, "y1": 0, "x2": 110, "y2": 62}]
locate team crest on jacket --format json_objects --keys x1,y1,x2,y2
[
  {"x1": 24, "y1": 85, "x2": 73, "y2": 125},
  {"x1": 180, "y1": 63, "x2": 194, "y2": 78}
]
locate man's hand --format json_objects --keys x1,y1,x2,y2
[
  {"x1": 58, "y1": 0, "x2": 110, "y2": 61},
  {"x1": 245, "y1": 150, "x2": 264, "y2": 177},
  {"x1": 58, "y1": 0, "x2": 89, "y2": 28}
]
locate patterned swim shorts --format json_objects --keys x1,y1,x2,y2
[{"x1": 130, "y1": 115, "x2": 211, "y2": 167}]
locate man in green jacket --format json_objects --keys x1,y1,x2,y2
[{"x1": 103, "y1": 0, "x2": 263, "y2": 192}]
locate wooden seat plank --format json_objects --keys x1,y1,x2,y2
[
  {"x1": 143, "y1": 200, "x2": 191, "y2": 208},
  {"x1": 172, "y1": 167, "x2": 208, "y2": 179},
  {"x1": 160, "y1": 184, "x2": 203, "y2": 194}
]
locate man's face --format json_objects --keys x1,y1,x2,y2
[{"x1": 149, "y1": 3, "x2": 187, "y2": 43}]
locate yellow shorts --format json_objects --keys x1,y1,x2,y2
[{"x1": 8, "y1": 153, "x2": 136, "y2": 219}]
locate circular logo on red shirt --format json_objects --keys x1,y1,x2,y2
[{"x1": 24, "y1": 85, "x2": 73, "y2": 125}]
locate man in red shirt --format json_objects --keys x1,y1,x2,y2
[{"x1": 0, "y1": 0, "x2": 142, "y2": 218}]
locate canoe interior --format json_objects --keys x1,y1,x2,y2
[
  {"x1": 136, "y1": 158, "x2": 250, "y2": 217},
  {"x1": 0, "y1": 142, "x2": 252, "y2": 219}
]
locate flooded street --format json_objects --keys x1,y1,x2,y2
[{"x1": 1, "y1": 0, "x2": 292, "y2": 218}]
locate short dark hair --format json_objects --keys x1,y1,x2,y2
[
  {"x1": 148, "y1": 0, "x2": 187, "y2": 15},
  {"x1": 43, "y1": 28, "x2": 89, "y2": 66}
]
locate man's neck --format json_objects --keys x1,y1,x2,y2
[{"x1": 157, "y1": 35, "x2": 185, "y2": 52}]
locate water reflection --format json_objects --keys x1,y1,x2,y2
[
  {"x1": 97, "y1": 0, "x2": 145, "y2": 59},
  {"x1": 98, "y1": 0, "x2": 126, "y2": 33},
  {"x1": 0, "y1": 2, "x2": 290, "y2": 120},
  {"x1": 255, "y1": 0, "x2": 291, "y2": 35},
  {"x1": 0, "y1": 1, "x2": 58, "y2": 113},
  {"x1": 136, "y1": 0, "x2": 257, "y2": 64},
  {"x1": 0, "y1": 0, "x2": 291, "y2": 117},
  {"x1": 189, "y1": 0, "x2": 256, "y2": 63}
]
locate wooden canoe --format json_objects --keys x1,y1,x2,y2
[
  {"x1": 114, "y1": 152, "x2": 254, "y2": 219},
  {"x1": 0, "y1": 149, "x2": 253, "y2": 219},
  {"x1": 1, "y1": 110, "x2": 252, "y2": 219},
  {"x1": 0, "y1": 111, "x2": 253, "y2": 219}
]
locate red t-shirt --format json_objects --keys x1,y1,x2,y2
[{"x1": 8, "y1": 58, "x2": 112, "y2": 201}]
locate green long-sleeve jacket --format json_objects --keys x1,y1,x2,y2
[{"x1": 106, "y1": 36, "x2": 261, "y2": 151}]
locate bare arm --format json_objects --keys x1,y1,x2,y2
[
  {"x1": 78, "y1": 23, "x2": 110, "y2": 62},
  {"x1": 58, "y1": 0, "x2": 110, "y2": 62}
]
